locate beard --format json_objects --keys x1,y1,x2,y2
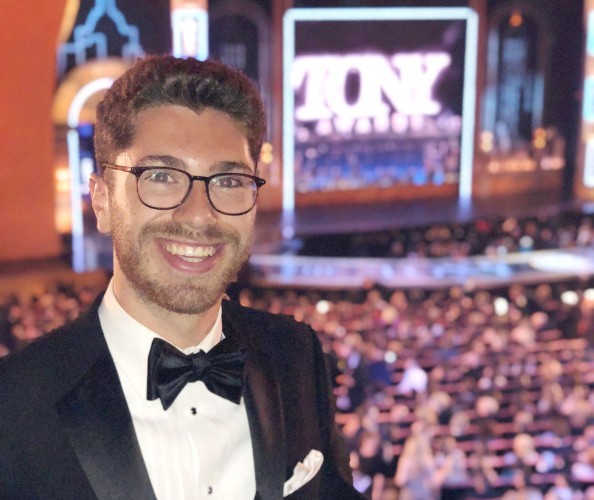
[{"x1": 110, "y1": 209, "x2": 251, "y2": 315}]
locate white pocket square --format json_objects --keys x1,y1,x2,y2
[{"x1": 283, "y1": 449, "x2": 324, "y2": 497}]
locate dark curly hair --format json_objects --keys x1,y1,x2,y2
[{"x1": 94, "y1": 55, "x2": 266, "y2": 171}]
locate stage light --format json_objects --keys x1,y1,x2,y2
[
  {"x1": 316, "y1": 300, "x2": 331, "y2": 315},
  {"x1": 519, "y1": 236, "x2": 534, "y2": 250},
  {"x1": 494, "y1": 297, "x2": 509, "y2": 316},
  {"x1": 384, "y1": 351, "x2": 397, "y2": 363},
  {"x1": 260, "y1": 142, "x2": 273, "y2": 165},
  {"x1": 509, "y1": 11, "x2": 523, "y2": 28},
  {"x1": 560, "y1": 291, "x2": 579, "y2": 306},
  {"x1": 530, "y1": 252, "x2": 592, "y2": 274},
  {"x1": 54, "y1": 168, "x2": 70, "y2": 194},
  {"x1": 171, "y1": 1, "x2": 208, "y2": 60},
  {"x1": 480, "y1": 131, "x2": 494, "y2": 153},
  {"x1": 533, "y1": 128, "x2": 546, "y2": 149}
]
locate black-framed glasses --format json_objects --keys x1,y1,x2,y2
[{"x1": 101, "y1": 163, "x2": 266, "y2": 216}]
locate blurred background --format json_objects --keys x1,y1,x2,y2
[{"x1": 1, "y1": 0, "x2": 594, "y2": 498}]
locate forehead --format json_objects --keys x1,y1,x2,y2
[{"x1": 124, "y1": 105, "x2": 253, "y2": 169}]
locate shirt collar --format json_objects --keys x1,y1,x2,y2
[{"x1": 98, "y1": 279, "x2": 223, "y2": 403}]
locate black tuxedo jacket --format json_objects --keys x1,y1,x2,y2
[{"x1": 0, "y1": 296, "x2": 363, "y2": 500}]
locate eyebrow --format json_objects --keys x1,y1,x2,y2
[
  {"x1": 136, "y1": 155, "x2": 182, "y2": 168},
  {"x1": 211, "y1": 161, "x2": 254, "y2": 174},
  {"x1": 135, "y1": 156, "x2": 255, "y2": 174}
]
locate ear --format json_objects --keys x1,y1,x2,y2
[{"x1": 89, "y1": 172, "x2": 111, "y2": 234}]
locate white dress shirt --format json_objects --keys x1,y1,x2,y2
[{"x1": 99, "y1": 282, "x2": 256, "y2": 500}]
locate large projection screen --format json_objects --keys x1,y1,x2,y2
[{"x1": 282, "y1": 7, "x2": 479, "y2": 212}]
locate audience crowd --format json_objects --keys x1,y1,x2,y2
[
  {"x1": 237, "y1": 279, "x2": 594, "y2": 499},
  {"x1": 1, "y1": 208, "x2": 594, "y2": 499},
  {"x1": 298, "y1": 208, "x2": 594, "y2": 259}
]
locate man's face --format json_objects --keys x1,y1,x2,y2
[{"x1": 91, "y1": 105, "x2": 257, "y2": 315}]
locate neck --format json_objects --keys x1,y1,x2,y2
[{"x1": 111, "y1": 277, "x2": 222, "y2": 349}]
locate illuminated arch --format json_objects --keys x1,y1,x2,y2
[
  {"x1": 53, "y1": 58, "x2": 131, "y2": 271},
  {"x1": 53, "y1": 57, "x2": 131, "y2": 125}
]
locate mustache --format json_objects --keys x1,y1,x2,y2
[{"x1": 140, "y1": 221, "x2": 240, "y2": 243}]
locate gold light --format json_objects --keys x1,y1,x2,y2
[
  {"x1": 509, "y1": 10, "x2": 523, "y2": 28},
  {"x1": 480, "y1": 131, "x2": 494, "y2": 153},
  {"x1": 533, "y1": 128, "x2": 546, "y2": 149},
  {"x1": 260, "y1": 142, "x2": 273, "y2": 165}
]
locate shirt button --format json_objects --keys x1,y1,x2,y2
[
  {"x1": 207, "y1": 486, "x2": 213, "y2": 495},
  {"x1": 191, "y1": 407, "x2": 197, "y2": 415}
]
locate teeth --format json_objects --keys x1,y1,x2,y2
[{"x1": 164, "y1": 243, "x2": 216, "y2": 258}]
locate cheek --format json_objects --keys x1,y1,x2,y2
[
  {"x1": 106, "y1": 199, "x2": 128, "y2": 237},
  {"x1": 108, "y1": 196, "x2": 144, "y2": 238},
  {"x1": 108, "y1": 180, "x2": 156, "y2": 233}
]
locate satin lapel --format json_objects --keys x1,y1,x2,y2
[
  {"x1": 223, "y1": 302, "x2": 287, "y2": 500},
  {"x1": 55, "y1": 301, "x2": 156, "y2": 500}
]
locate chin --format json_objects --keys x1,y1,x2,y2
[{"x1": 137, "y1": 276, "x2": 233, "y2": 315}]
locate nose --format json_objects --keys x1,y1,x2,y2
[{"x1": 171, "y1": 180, "x2": 218, "y2": 227}]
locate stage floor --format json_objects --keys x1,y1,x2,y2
[
  {"x1": 248, "y1": 193, "x2": 592, "y2": 289},
  {"x1": 248, "y1": 247, "x2": 594, "y2": 290}
]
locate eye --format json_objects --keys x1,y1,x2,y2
[
  {"x1": 212, "y1": 174, "x2": 246, "y2": 189},
  {"x1": 142, "y1": 169, "x2": 177, "y2": 184}
]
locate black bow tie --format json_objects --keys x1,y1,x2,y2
[{"x1": 147, "y1": 337, "x2": 246, "y2": 410}]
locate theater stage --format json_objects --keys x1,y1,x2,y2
[{"x1": 252, "y1": 191, "x2": 581, "y2": 251}]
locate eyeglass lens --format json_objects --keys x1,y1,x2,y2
[{"x1": 137, "y1": 168, "x2": 258, "y2": 214}]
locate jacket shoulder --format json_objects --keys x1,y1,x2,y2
[
  {"x1": 0, "y1": 305, "x2": 103, "y2": 398},
  {"x1": 222, "y1": 299, "x2": 316, "y2": 341}
]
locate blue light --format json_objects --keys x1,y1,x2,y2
[
  {"x1": 459, "y1": 8, "x2": 479, "y2": 200},
  {"x1": 172, "y1": 8, "x2": 209, "y2": 60},
  {"x1": 77, "y1": 123, "x2": 94, "y2": 139},
  {"x1": 584, "y1": 139, "x2": 594, "y2": 187},
  {"x1": 66, "y1": 77, "x2": 115, "y2": 272},
  {"x1": 284, "y1": 7, "x2": 479, "y2": 22},
  {"x1": 583, "y1": 76, "x2": 594, "y2": 123},
  {"x1": 57, "y1": 0, "x2": 144, "y2": 76},
  {"x1": 282, "y1": 13, "x2": 296, "y2": 214},
  {"x1": 67, "y1": 129, "x2": 85, "y2": 273}
]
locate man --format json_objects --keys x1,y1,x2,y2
[{"x1": 0, "y1": 55, "x2": 362, "y2": 500}]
